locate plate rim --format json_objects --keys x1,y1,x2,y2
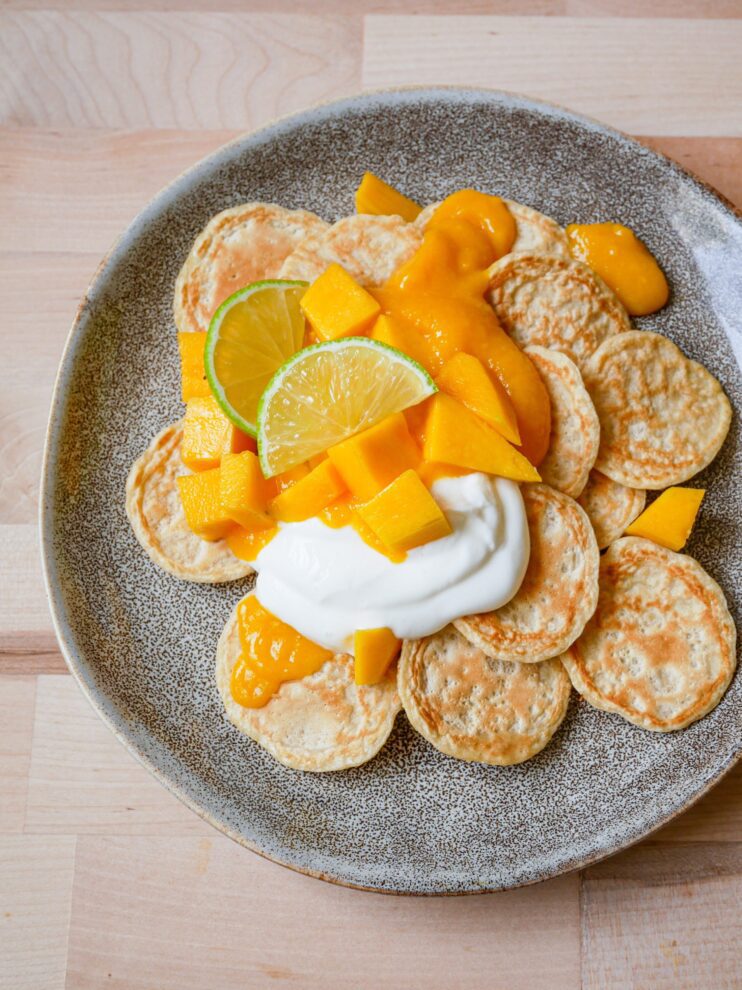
[{"x1": 39, "y1": 85, "x2": 742, "y2": 895}]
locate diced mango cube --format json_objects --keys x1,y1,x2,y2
[
  {"x1": 177, "y1": 468, "x2": 234, "y2": 541},
  {"x1": 181, "y1": 396, "x2": 254, "y2": 471},
  {"x1": 227, "y1": 525, "x2": 278, "y2": 562},
  {"x1": 354, "y1": 627, "x2": 401, "y2": 685},
  {"x1": 300, "y1": 264, "x2": 381, "y2": 342},
  {"x1": 423, "y1": 394, "x2": 540, "y2": 483},
  {"x1": 220, "y1": 451, "x2": 273, "y2": 530},
  {"x1": 355, "y1": 172, "x2": 422, "y2": 223},
  {"x1": 356, "y1": 469, "x2": 452, "y2": 553},
  {"x1": 371, "y1": 314, "x2": 436, "y2": 374},
  {"x1": 272, "y1": 462, "x2": 311, "y2": 493},
  {"x1": 624, "y1": 487, "x2": 705, "y2": 551},
  {"x1": 177, "y1": 332, "x2": 211, "y2": 402},
  {"x1": 271, "y1": 460, "x2": 346, "y2": 522},
  {"x1": 328, "y1": 412, "x2": 420, "y2": 501},
  {"x1": 435, "y1": 352, "x2": 520, "y2": 445}
]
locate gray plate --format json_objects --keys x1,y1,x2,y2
[{"x1": 41, "y1": 88, "x2": 742, "y2": 895}]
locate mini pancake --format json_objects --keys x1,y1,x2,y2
[
  {"x1": 125, "y1": 422, "x2": 251, "y2": 584},
  {"x1": 216, "y1": 602, "x2": 401, "y2": 772},
  {"x1": 487, "y1": 253, "x2": 631, "y2": 370},
  {"x1": 174, "y1": 203, "x2": 329, "y2": 333},
  {"x1": 525, "y1": 345, "x2": 600, "y2": 498},
  {"x1": 278, "y1": 214, "x2": 423, "y2": 286},
  {"x1": 561, "y1": 537, "x2": 736, "y2": 732},
  {"x1": 582, "y1": 330, "x2": 732, "y2": 489},
  {"x1": 415, "y1": 199, "x2": 570, "y2": 258},
  {"x1": 398, "y1": 626, "x2": 571, "y2": 766},
  {"x1": 577, "y1": 470, "x2": 646, "y2": 550},
  {"x1": 455, "y1": 484, "x2": 599, "y2": 663}
]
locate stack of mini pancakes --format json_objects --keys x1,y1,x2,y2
[{"x1": 126, "y1": 199, "x2": 735, "y2": 773}]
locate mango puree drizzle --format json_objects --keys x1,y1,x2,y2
[{"x1": 230, "y1": 596, "x2": 333, "y2": 708}]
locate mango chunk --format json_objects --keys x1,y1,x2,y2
[
  {"x1": 371, "y1": 314, "x2": 435, "y2": 374},
  {"x1": 181, "y1": 396, "x2": 254, "y2": 471},
  {"x1": 177, "y1": 332, "x2": 211, "y2": 402},
  {"x1": 423, "y1": 393, "x2": 540, "y2": 483},
  {"x1": 273, "y1": 462, "x2": 311, "y2": 493},
  {"x1": 220, "y1": 451, "x2": 273, "y2": 531},
  {"x1": 177, "y1": 468, "x2": 233, "y2": 541},
  {"x1": 624, "y1": 487, "x2": 705, "y2": 551},
  {"x1": 435, "y1": 352, "x2": 520, "y2": 445},
  {"x1": 300, "y1": 263, "x2": 381, "y2": 342},
  {"x1": 355, "y1": 172, "x2": 422, "y2": 223},
  {"x1": 356, "y1": 469, "x2": 452, "y2": 553},
  {"x1": 354, "y1": 627, "x2": 401, "y2": 685},
  {"x1": 271, "y1": 459, "x2": 346, "y2": 522},
  {"x1": 328, "y1": 412, "x2": 420, "y2": 501}
]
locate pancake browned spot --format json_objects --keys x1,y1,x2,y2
[
  {"x1": 174, "y1": 203, "x2": 328, "y2": 333},
  {"x1": 525, "y1": 345, "x2": 600, "y2": 498},
  {"x1": 279, "y1": 214, "x2": 422, "y2": 286},
  {"x1": 455, "y1": 484, "x2": 599, "y2": 663},
  {"x1": 125, "y1": 422, "x2": 251, "y2": 584},
  {"x1": 561, "y1": 537, "x2": 736, "y2": 731},
  {"x1": 487, "y1": 253, "x2": 631, "y2": 371},
  {"x1": 582, "y1": 330, "x2": 732, "y2": 489},
  {"x1": 398, "y1": 626, "x2": 571, "y2": 766},
  {"x1": 577, "y1": 470, "x2": 646, "y2": 550},
  {"x1": 216, "y1": 600, "x2": 401, "y2": 772}
]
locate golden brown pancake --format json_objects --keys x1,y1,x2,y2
[
  {"x1": 399, "y1": 626, "x2": 571, "y2": 765},
  {"x1": 582, "y1": 330, "x2": 732, "y2": 489},
  {"x1": 174, "y1": 203, "x2": 328, "y2": 333},
  {"x1": 216, "y1": 600, "x2": 401, "y2": 771},
  {"x1": 125, "y1": 422, "x2": 251, "y2": 583},
  {"x1": 577, "y1": 470, "x2": 646, "y2": 550},
  {"x1": 455, "y1": 484, "x2": 599, "y2": 663},
  {"x1": 561, "y1": 537, "x2": 736, "y2": 731}
]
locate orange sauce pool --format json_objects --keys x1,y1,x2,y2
[
  {"x1": 230, "y1": 597, "x2": 333, "y2": 708},
  {"x1": 566, "y1": 222, "x2": 669, "y2": 316},
  {"x1": 373, "y1": 189, "x2": 551, "y2": 465}
]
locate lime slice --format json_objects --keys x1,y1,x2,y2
[
  {"x1": 205, "y1": 279, "x2": 307, "y2": 436},
  {"x1": 257, "y1": 337, "x2": 437, "y2": 477}
]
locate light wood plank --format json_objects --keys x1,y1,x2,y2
[
  {"x1": 0, "y1": 526, "x2": 55, "y2": 649},
  {"x1": 0, "y1": 834, "x2": 76, "y2": 990},
  {"x1": 0, "y1": 0, "x2": 564, "y2": 11},
  {"x1": 568, "y1": 0, "x2": 742, "y2": 14},
  {"x1": 25, "y1": 675, "x2": 210, "y2": 835},
  {"x1": 638, "y1": 136, "x2": 742, "y2": 210},
  {"x1": 0, "y1": 11, "x2": 361, "y2": 129},
  {"x1": 0, "y1": 676, "x2": 36, "y2": 832},
  {"x1": 363, "y1": 16, "x2": 742, "y2": 136},
  {"x1": 651, "y1": 763, "x2": 742, "y2": 844},
  {"x1": 67, "y1": 834, "x2": 580, "y2": 989},
  {"x1": 582, "y1": 843, "x2": 742, "y2": 989}
]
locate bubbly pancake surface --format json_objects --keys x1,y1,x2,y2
[
  {"x1": 174, "y1": 203, "x2": 329, "y2": 333},
  {"x1": 525, "y1": 345, "x2": 599, "y2": 497},
  {"x1": 216, "y1": 602, "x2": 401, "y2": 772},
  {"x1": 125, "y1": 422, "x2": 252, "y2": 584},
  {"x1": 398, "y1": 626, "x2": 571, "y2": 765},
  {"x1": 279, "y1": 213, "x2": 423, "y2": 286},
  {"x1": 561, "y1": 537, "x2": 736, "y2": 732},
  {"x1": 583, "y1": 330, "x2": 732, "y2": 489},
  {"x1": 487, "y1": 253, "x2": 631, "y2": 370},
  {"x1": 577, "y1": 469, "x2": 646, "y2": 550},
  {"x1": 455, "y1": 484, "x2": 599, "y2": 663}
]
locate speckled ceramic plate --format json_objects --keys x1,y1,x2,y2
[{"x1": 41, "y1": 88, "x2": 742, "y2": 895}]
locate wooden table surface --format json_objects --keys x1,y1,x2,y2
[{"x1": 1, "y1": 2, "x2": 741, "y2": 988}]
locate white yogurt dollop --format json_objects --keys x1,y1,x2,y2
[{"x1": 253, "y1": 473, "x2": 529, "y2": 655}]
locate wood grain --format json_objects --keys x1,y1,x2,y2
[
  {"x1": 363, "y1": 16, "x2": 742, "y2": 136},
  {"x1": 0, "y1": 526, "x2": 55, "y2": 649},
  {"x1": 0, "y1": 11, "x2": 361, "y2": 129},
  {"x1": 66, "y1": 834, "x2": 580, "y2": 990},
  {"x1": 582, "y1": 843, "x2": 742, "y2": 989},
  {"x1": 25, "y1": 676, "x2": 210, "y2": 836},
  {"x1": 0, "y1": 834, "x2": 77, "y2": 990},
  {"x1": 0, "y1": 676, "x2": 36, "y2": 833}
]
